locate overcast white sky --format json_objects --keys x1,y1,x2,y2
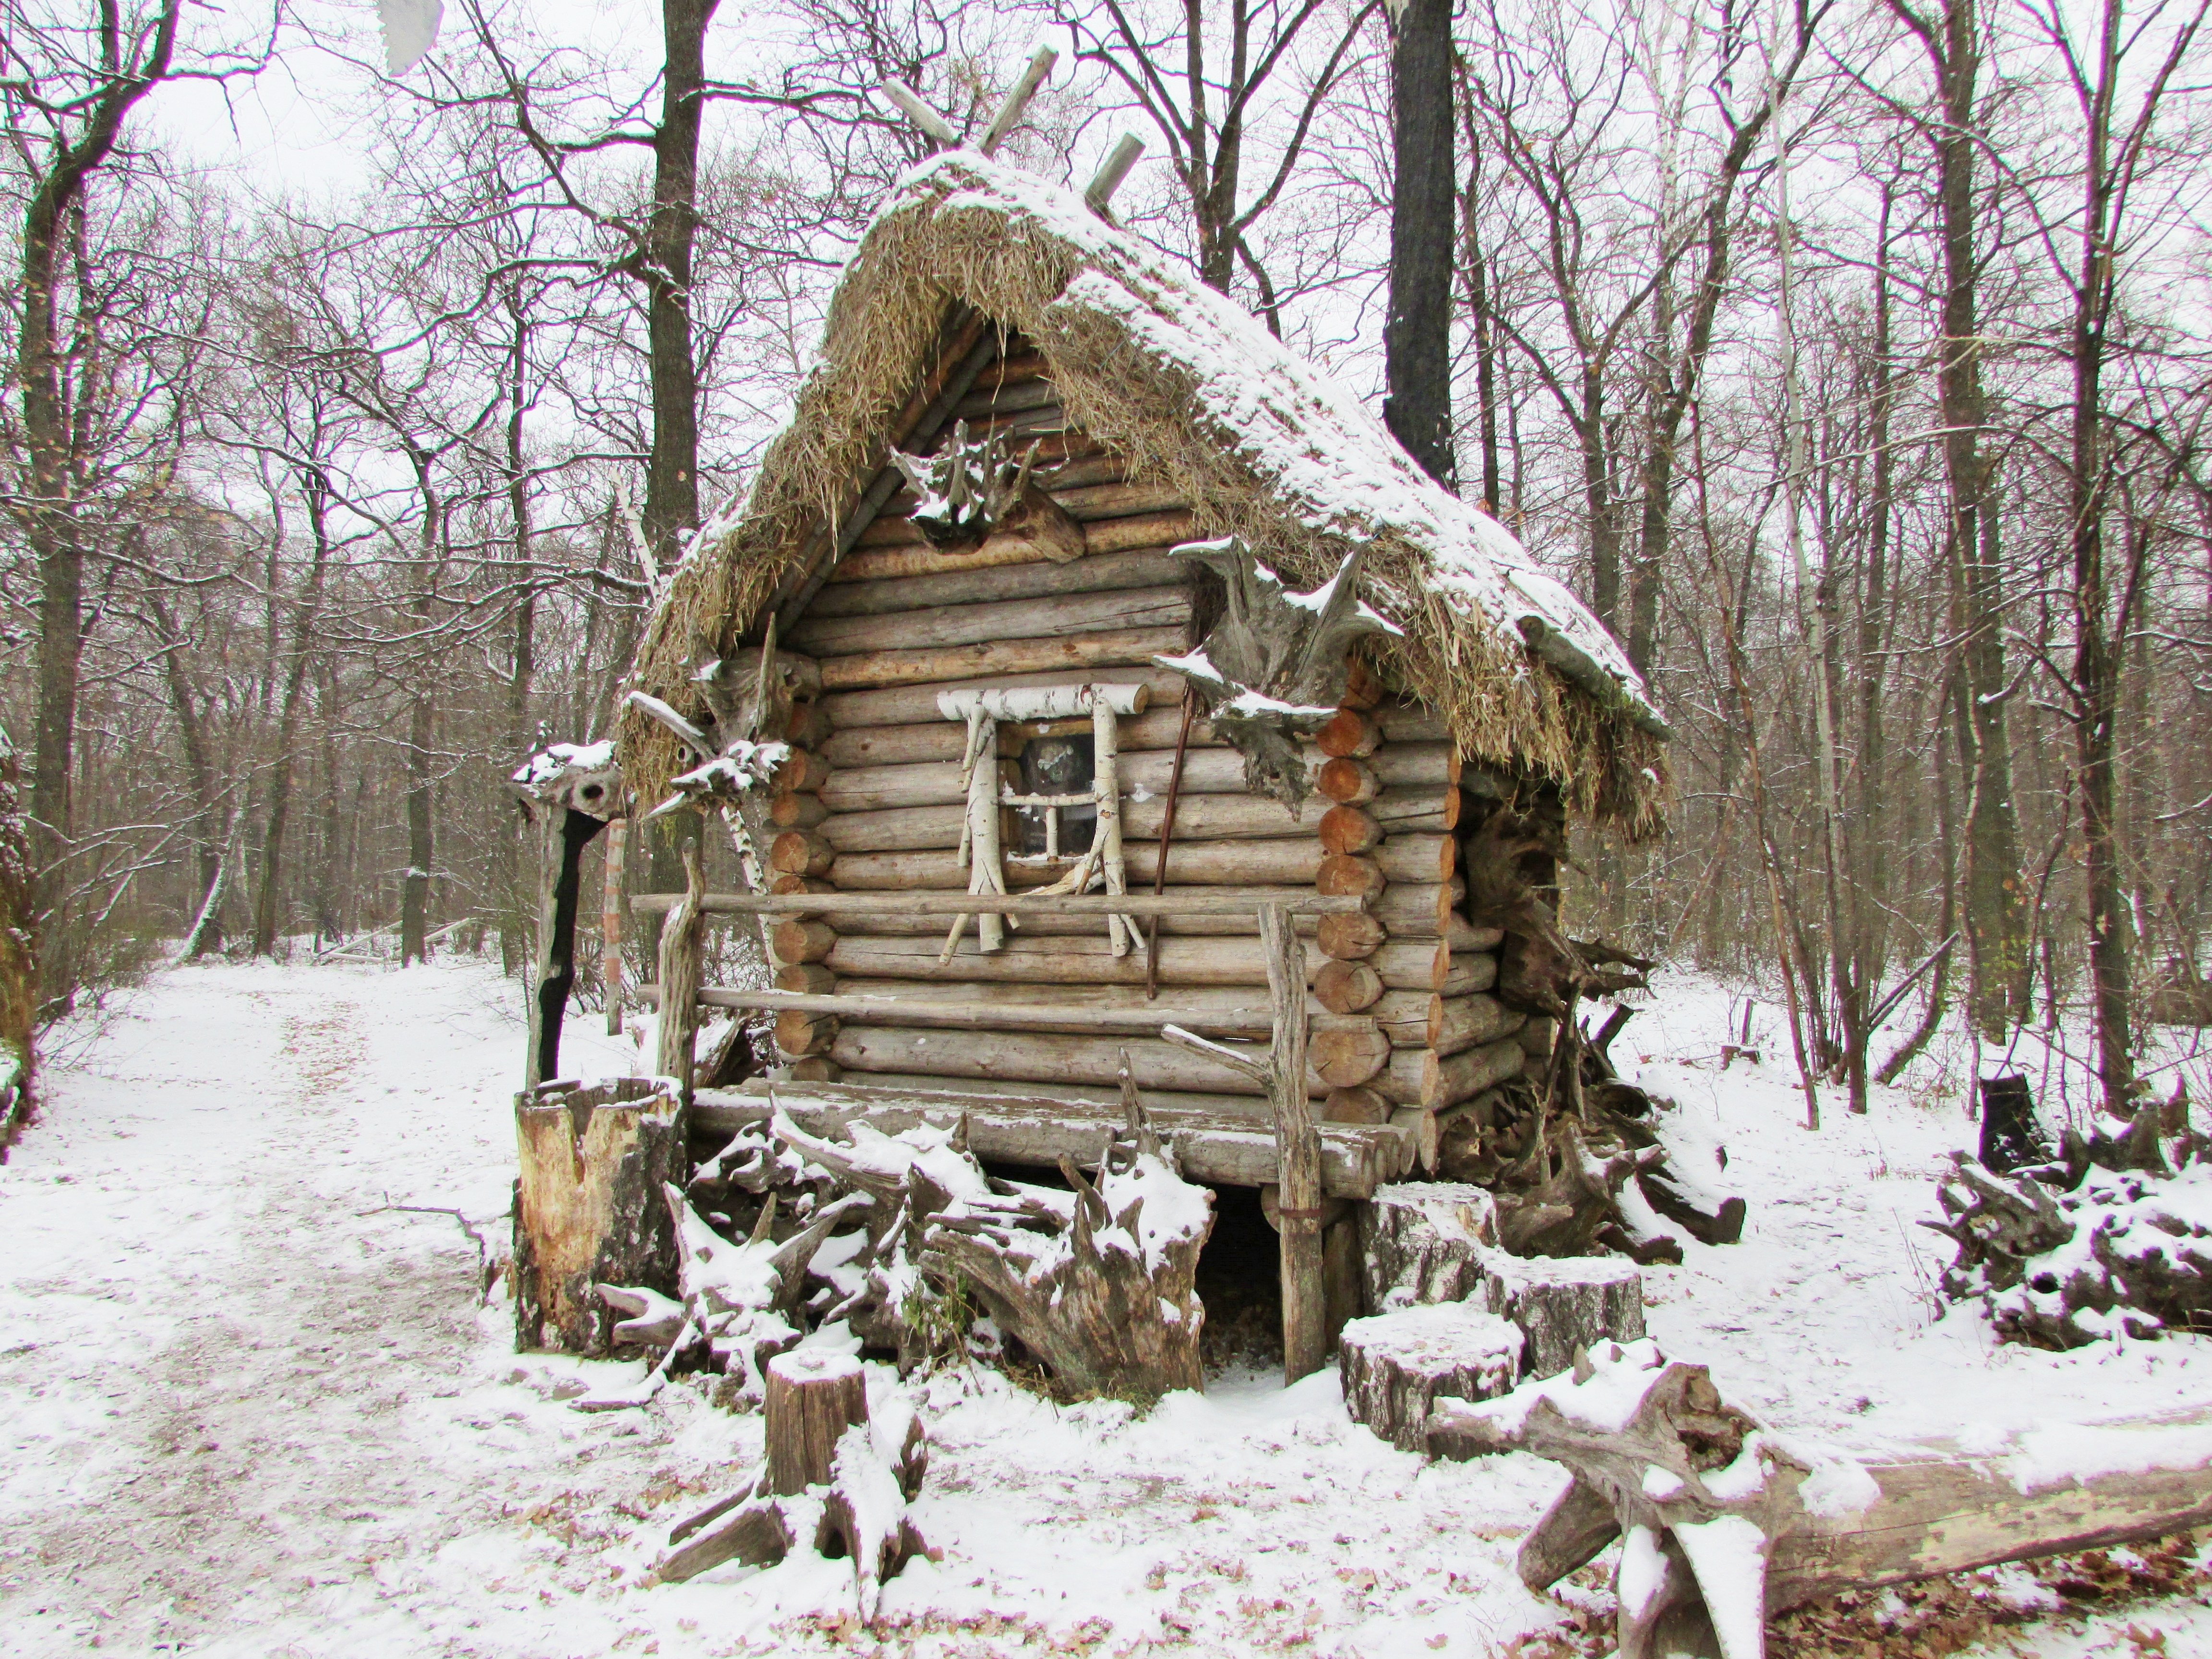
[{"x1": 147, "y1": 0, "x2": 684, "y2": 200}]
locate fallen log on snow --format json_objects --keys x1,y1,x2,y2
[{"x1": 1429, "y1": 1338, "x2": 2212, "y2": 1659}]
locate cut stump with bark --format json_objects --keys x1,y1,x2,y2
[
  {"x1": 1483, "y1": 1255, "x2": 1644, "y2": 1380},
  {"x1": 766, "y1": 1349, "x2": 869, "y2": 1494},
  {"x1": 1340, "y1": 1302, "x2": 1522, "y2": 1451},
  {"x1": 1359, "y1": 1181, "x2": 1499, "y2": 1311},
  {"x1": 513, "y1": 1077, "x2": 683, "y2": 1354},
  {"x1": 658, "y1": 1352, "x2": 931, "y2": 1613}
]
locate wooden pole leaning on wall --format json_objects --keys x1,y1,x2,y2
[{"x1": 656, "y1": 838, "x2": 707, "y2": 1104}]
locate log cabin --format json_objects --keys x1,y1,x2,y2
[{"x1": 580, "y1": 147, "x2": 1670, "y2": 1377}]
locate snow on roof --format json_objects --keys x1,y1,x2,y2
[{"x1": 625, "y1": 152, "x2": 1668, "y2": 834}]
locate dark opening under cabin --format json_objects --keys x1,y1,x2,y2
[{"x1": 516, "y1": 149, "x2": 1682, "y2": 1400}]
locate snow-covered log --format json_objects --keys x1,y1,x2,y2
[{"x1": 1429, "y1": 1339, "x2": 2212, "y2": 1659}]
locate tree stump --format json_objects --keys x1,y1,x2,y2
[
  {"x1": 1359, "y1": 1181, "x2": 1499, "y2": 1311},
  {"x1": 1340, "y1": 1302, "x2": 1523, "y2": 1451},
  {"x1": 766, "y1": 1350, "x2": 869, "y2": 1495},
  {"x1": 514, "y1": 1076, "x2": 683, "y2": 1354},
  {"x1": 1978, "y1": 1073, "x2": 2051, "y2": 1173},
  {"x1": 1483, "y1": 1256, "x2": 1644, "y2": 1379}
]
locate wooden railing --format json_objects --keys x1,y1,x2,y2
[{"x1": 639, "y1": 883, "x2": 1350, "y2": 1382}]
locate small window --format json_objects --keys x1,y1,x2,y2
[{"x1": 1013, "y1": 733, "x2": 1096, "y2": 858}]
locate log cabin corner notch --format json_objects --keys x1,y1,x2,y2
[{"x1": 610, "y1": 147, "x2": 1670, "y2": 1382}]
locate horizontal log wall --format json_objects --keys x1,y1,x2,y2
[{"x1": 764, "y1": 341, "x2": 1517, "y2": 1132}]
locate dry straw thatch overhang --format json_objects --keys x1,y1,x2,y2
[{"x1": 622, "y1": 153, "x2": 1669, "y2": 837}]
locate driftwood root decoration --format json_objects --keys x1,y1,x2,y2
[
  {"x1": 625, "y1": 630, "x2": 822, "y2": 819},
  {"x1": 583, "y1": 1173, "x2": 866, "y2": 1411},
  {"x1": 657, "y1": 1349, "x2": 931, "y2": 1614},
  {"x1": 891, "y1": 420, "x2": 1084, "y2": 561},
  {"x1": 1927, "y1": 1147, "x2": 2212, "y2": 1347},
  {"x1": 1154, "y1": 537, "x2": 1401, "y2": 809},
  {"x1": 1430, "y1": 1339, "x2": 2212, "y2": 1659}
]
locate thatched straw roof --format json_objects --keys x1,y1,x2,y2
[{"x1": 622, "y1": 153, "x2": 1669, "y2": 836}]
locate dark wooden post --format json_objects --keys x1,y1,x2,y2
[
  {"x1": 526, "y1": 804, "x2": 606, "y2": 1089},
  {"x1": 511, "y1": 746, "x2": 622, "y2": 1090},
  {"x1": 1262, "y1": 902, "x2": 1326, "y2": 1383}
]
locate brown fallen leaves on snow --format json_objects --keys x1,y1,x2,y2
[{"x1": 1511, "y1": 1530, "x2": 2212, "y2": 1659}]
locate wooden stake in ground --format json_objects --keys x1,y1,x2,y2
[
  {"x1": 602, "y1": 815, "x2": 628, "y2": 1036},
  {"x1": 656, "y1": 839, "x2": 706, "y2": 1101}
]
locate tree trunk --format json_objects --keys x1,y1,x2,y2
[
  {"x1": 636, "y1": 0, "x2": 719, "y2": 568},
  {"x1": 1383, "y1": 0, "x2": 1455, "y2": 485},
  {"x1": 1894, "y1": 0, "x2": 2031, "y2": 1039}
]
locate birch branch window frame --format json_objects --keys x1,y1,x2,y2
[{"x1": 933, "y1": 683, "x2": 1151, "y2": 962}]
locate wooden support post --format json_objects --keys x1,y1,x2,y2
[
  {"x1": 602, "y1": 816, "x2": 627, "y2": 1036},
  {"x1": 656, "y1": 840, "x2": 706, "y2": 1102},
  {"x1": 525, "y1": 804, "x2": 608, "y2": 1090},
  {"x1": 1264, "y1": 902, "x2": 1326, "y2": 1384},
  {"x1": 1083, "y1": 133, "x2": 1145, "y2": 212}
]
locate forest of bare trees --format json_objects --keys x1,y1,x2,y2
[{"x1": 2, "y1": 0, "x2": 2206, "y2": 1126}]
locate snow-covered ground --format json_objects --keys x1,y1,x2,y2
[{"x1": 2, "y1": 956, "x2": 2207, "y2": 1658}]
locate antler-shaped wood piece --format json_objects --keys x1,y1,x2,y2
[{"x1": 1156, "y1": 538, "x2": 1401, "y2": 808}]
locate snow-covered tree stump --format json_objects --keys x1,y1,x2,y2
[
  {"x1": 658, "y1": 1351, "x2": 930, "y2": 1611},
  {"x1": 1339, "y1": 1302, "x2": 1522, "y2": 1451},
  {"x1": 1430, "y1": 1339, "x2": 2212, "y2": 1659},
  {"x1": 1358, "y1": 1181, "x2": 1499, "y2": 1311},
  {"x1": 513, "y1": 1077, "x2": 683, "y2": 1354},
  {"x1": 781, "y1": 1087, "x2": 1217, "y2": 1401},
  {"x1": 766, "y1": 1349, "x2": 868, "y2": 1493},
  {"x1": 1482, "y1": 1255, "x2": 1644, "y2": 1380}
]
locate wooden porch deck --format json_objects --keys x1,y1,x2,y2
[{"x1": 693, "y1": 1078, "x2": 1418, "y2": 1199}]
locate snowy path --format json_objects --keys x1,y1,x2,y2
[
  {"x1": 0, "y1": 962, "x2": 684, "y2": 1656},
  {"x1": 1, "y1": 959, "x2": 2207, "y2": 1658}
]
